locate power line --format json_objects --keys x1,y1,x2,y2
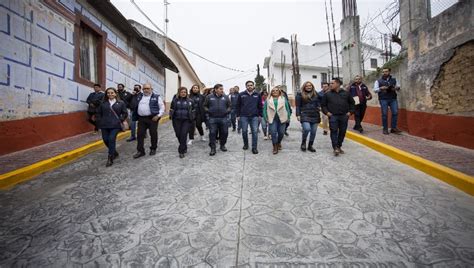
[{"x1": 129, "y1": 0, "x2": 246, "y2": 73}]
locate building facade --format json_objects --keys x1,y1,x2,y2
[
  {"x1": 0, "y1": 0, "x2": 177, "y2": 155},
  {"x1": 130, "y1": 20, "x2": 203, "y2": 110},
  {"x1": 263, "y1": 38, "x2": 386, "y2": 96}
]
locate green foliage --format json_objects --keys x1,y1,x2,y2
[
  {"x1": 364, "y1": 53, "x2": 406, "y2": 81},
  {"x1": 254, "y1": 74, "x2": 267, "y2": 93}
]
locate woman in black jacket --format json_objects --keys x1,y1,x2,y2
[
  {"x1": 188, "y1": 84, "x2": 206, "y2": 144},
  {"x1": 96, "y1": 87, "x2": 128, "y2": 166},
  {"x1": 296, "y1": 81, "x2": 321, "y2": 152},
  {"x1": 170, "y1": 87, "x2": 195, "y2": 158}
]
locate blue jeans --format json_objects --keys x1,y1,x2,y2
[
  {"x1": 269, "y1": 117, "x2": 285, "y2": 145},
  {"x1": 379, "y1": 99, "x2": 398, "y2": 130},
  {"x1": 230, "y1": 109, "x2": 237, "y2": 130},
  {"x1": 209, "y1": 117, "x2": 229, "y2": 148},
  {"x1": 101, "y1": 128, "x2": 121, "y2": 155},
  {"x1": 261, "y1": 117, "x2": 268, "y2": 136},
  {"x1": 329, "y1": 115, "x2": 349, "y2": 149},
  {"x1": 240, "y1": 116, "x2": 259, "y2": 149},
  {"x1": 301, "y1": 122, "x2": 317, "y2": 143}
]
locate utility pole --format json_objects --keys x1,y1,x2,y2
[
  {"x1": 164, "y1": 0, "x2": 169, "y2": 38},
  {"x1": 325, "y1": 0, "x2": 334, "y2": 78},
  {"x1": 329, "y1": 0, "x2": 340, "y2": 78},
  {"x1": 291, "y1": 34, "x2": 301, "y2": 94}
]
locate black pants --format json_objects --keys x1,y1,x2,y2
[
  {"x1": 87, "y1": 112, "x2": 98, "y2": 131},
  {"x1": 209, "y1": 117, "x2": 228, "y2": 148},
  {"x1": 354, "y1": 103, "x2": 367, "y2": 129},
  {"x1": 329, "y1": 114, "x2": 349, "y2": 149},
  {"x1": 137, "y1": 116, "x2": 159, "y2": 153},
  {"x1": 189, "y1": 116, "x2": 204, "y2": 139},
  {"x1": 173, "y1": 119, "x2": 192, "y2": 154}
]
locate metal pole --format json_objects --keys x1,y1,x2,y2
[{"x1": 325, "y1": 0, "x2": 335, "y2": 77}]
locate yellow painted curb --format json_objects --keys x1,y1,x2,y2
[
  {"x1": 0, "y1": 115, "x2": 170, "y2": 190},
  {"x1": 346, "y1": 130, "x2": 474, "y2": 196}
]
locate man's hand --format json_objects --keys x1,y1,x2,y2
[
  {"x1": 297, "y1": 116, "x2": 300, "y2": 121},
  {"x1": 152, "y1": 115, "x2": 160, "y2": 122},
  {"x1": 327, "y1": 112, "x2": 332, "y2": 117},
  {"x1": 380, "y1": 86, "x2": 388, "y2": 92}
]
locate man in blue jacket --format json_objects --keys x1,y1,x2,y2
[
  {"x1": 132, "y1": 83, "x2": 165, "y2": 158},
  {"x1": 374, "y1": 68, "x2": 401, "y2": 135},
  {"x1": 237, "y1": 81, "x2": 262, "y2": 154},
  {"x1": 204, "y1": 84, "x2": 231, "y2": 156}
]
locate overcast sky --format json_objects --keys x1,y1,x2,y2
[{"x1": 111, "y1": 0, "x2": 393, "y2": 89}]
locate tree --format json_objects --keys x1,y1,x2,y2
[{"x1": 254, "y1": 73, "x2": 266, "y2": 93}]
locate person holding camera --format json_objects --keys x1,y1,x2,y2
[
  {"x1": 374, "y1": 68, "x2": 401, "y2": 135},
  {"x1": 170, "y1": 87, "x2": 195, "y2": 158}
]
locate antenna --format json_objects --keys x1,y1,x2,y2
[{"x1": 164, "y1": 0, "x2": 170, "y2": 38}]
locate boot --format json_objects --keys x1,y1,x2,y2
[
  {"x1": 106, "y1": 155, "x2": 113, "y2": 167},
  {"x1": 300, "y1": 140, "x2": 307, "y2": 152},
  {"x1": 307, "y1": 141, "x2": 316, "y2": 152},
  {"x1": 277, "y1": 143, "x2": 282, "y2": 151},
  {"x1": 210, "y1": 147, "x2": 216, "y2": 156},
  {"x1": 273, "y1": 144, "x2": 278, "y2": 154},
  {"x1": 113, "y1": 151, "x2": 119, "y2": 159}
]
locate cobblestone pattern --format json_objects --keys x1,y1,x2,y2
[
  {"x1": 0, "y1": 121, "x2": 473, "y2": 267},
  {"x1": 347, "y1": 120, "x2": 474, "y2": 176}
]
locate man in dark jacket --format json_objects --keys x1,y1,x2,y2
[
  {"x1": 236, "y1": 81, "x2": 262, "y2": 154},
  {"x1": 132, "y1": 83, "x2": 165, "y2": 158},
  {"x1": 349, "y1": 75, "x2": 372, "y2": 133},
  {"x1": 204, "y1": 84, "x2": 231, "y2": 156},
  {"x1": 126, "y1": 84, "x2": 142, "y2": 142},
  {"x1": 374, "y1": 68, "x2": 401, "y2": 135},
  {"x1": 322, "y1": 78, "x2": 355, "y2": 156},
  {"x1": 86, "y1": 84, "x2": 104, "y2": 133},
  {"x1": 117, "y1": 83, "x2": 132, "y2": 108}
]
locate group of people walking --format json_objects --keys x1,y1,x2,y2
[
  {"x1": 87, "y1": 68, "x2": 401, "y2": 165},
  {"x1": 87, "y1": 83, "x2": 164, "y2": 167}
]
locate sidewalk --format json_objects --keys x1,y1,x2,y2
[
  {"x1": 347, "y1": 120, "x2": 474, "y2": 176},
  {"x1": 0, "y1": 132, "x2": 103, "y2": 175}
]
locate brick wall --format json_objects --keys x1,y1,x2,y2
[{"x1": 431, "y1": 41, "x2": 474, "y2": 115}]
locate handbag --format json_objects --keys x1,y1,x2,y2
[{"x1": 110, "y1": 103, "x2": 129, "y2": 131}]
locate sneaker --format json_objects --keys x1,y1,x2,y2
[
  {"x1": 126, "y1": 137, "x2": 136, "y2": 142},
  {"x1": 263, "y1": 136, "x2": 268, "y2": 140},
  {"x1": 390, "y1": 128, "x2": 402, "y2": 134},
  {"x1": 333, "y1": 148, "x2": 340, "y2": 156},
  {"x1": 201, "y1": 136, "x2": 207, "y2": 141},
  {"x1": 323, "y1": 130, "x2": 328, "y2": 135},
  {"x1": 188, "y1": 140, "x2": 193, "y2": 145},
  {"x1": 133, "y1": 152, "x2": 145, "y2": 159},
  {"x1": 383, "y1": 129, "x2": 389, "y2": 135}
]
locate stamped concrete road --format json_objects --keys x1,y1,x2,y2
[{"x1": 1, "y1": 122, "x2": 473, "y2": 267}]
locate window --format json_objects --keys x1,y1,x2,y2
[
  {"x1": 74, "y1": 15, "x2": 106, "y2": 87},
  {"x1": 79, "y1": 26, "x2": 99, "y2": 83},
  {"x1": 312, "y1": 75, "x2": 318, "y2": 79},
  {"x1": 370, "y1": 58, "x2": 378, "y2": 69},
  {"x1": 321, "y1": 73, "x2": 328, "y2": 83}
]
